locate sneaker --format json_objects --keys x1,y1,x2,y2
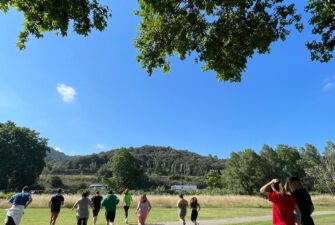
[{"x1": 125, "y1": 218, "x2": 128, "y2": 224}]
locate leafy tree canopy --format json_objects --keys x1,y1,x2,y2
[
  {"x1": 109, "y1": 148, "x2": 146, "y2": 191},
  {"x1": 1, "y1": 0, "x2": 334, "y2": 81},
  {"x1": 0, "y1": 121, "x2": 50, "y2": 190},
  {"x1": 0, "y1": 0, "x2": 111, "y2": 49}
]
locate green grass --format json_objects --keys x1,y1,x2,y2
[
  {"x1": 1, "y1": 206, "x2": 334, "y2": 225},
  {"x1": 1, "y1": 208, "x2": 270, "y2": 225},
  {"x1": 221, "y1": 214, "x2": 335, "y2": 225}
]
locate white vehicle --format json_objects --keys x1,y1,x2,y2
[
  {"x1": 89, "y1": 184, "x2": 109, "y2": 190},
  {"x1": 170, "y1": 185, "x2": 197, "y2": 191}
]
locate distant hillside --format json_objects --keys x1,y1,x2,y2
[
  {"x1": 45, "y1": 148, "x2": 71, "y2": 162},
  {"x1": 44, "y1": 145, "x2": 225, "y2": 176}
]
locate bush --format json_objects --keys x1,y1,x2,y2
[{"x1": 49, "y1": 176, "x2": 64, "y2": 188}]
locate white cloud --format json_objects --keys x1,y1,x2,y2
[
  {"x1": 54, "y1": 146, "x2": 63, "y2": 152},
  {"x1": 57, "y1": 84, "x2": 76, "y2": 102},
  {"x1": 96, "y1": 144, "x2": 106, "y2": 150},
  {"x1": 323, "y1": 82, "x2": 335, "y2": 91}
]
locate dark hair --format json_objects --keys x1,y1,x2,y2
[
  {"x1": 57, "y1": 188, "x2": 62, "y2": 194},
  {"x1": 123, "y1": 188, "x2": 129, "y2": 195},
  {"x1": 289, "y1": 176, "x2": 300, "y2": 182},
  {"x1": 288, "y1": 176, "x2": 303, "y2": 190},
  {"x1": 190, "y1": 197, "x2": 198, "y2": 208},
  {"x1": 271, "y1": 181, "x2": 286, "y2": 196},
  {"x1": 108, "y1": 190, "x2": 113, "y2": 194},
  {"x1": 179, "y1": 194, "x2": 184, "y2": 199},
  {"x1": 140, "y1": 194, "x2": 147, "y2": 203},
  {"x1": 96, "y1": 191, "x2": 100, "y2": 195},
  {"x1": 82, "y1": 191, "x2": 90, "y2": 198},
  {"x1": 22, "y1": 186, "x2": 29, "y2": 192}
]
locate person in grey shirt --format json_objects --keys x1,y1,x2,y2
[
  {"x1": 177, "y1": 194, "x2": 188, "y2": 225},
  {"x1": 72, "y1": 191, "x2": 92, "y2": 225}
]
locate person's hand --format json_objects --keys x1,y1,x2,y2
[{"x1": 271, "y1": 179, "x2": 279, "y2": 184}]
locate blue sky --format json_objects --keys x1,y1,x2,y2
[{"x1": 0, "y1": 2, "x2": 334, "y2": 158}]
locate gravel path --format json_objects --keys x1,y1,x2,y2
[{"x1": 143, "y1": 211, "x2": 335, "y2": 225}]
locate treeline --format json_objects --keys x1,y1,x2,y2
[
  {"x1": 205, "y1": 142, "x2": 335, "y2": 195},
  {"x1": 44, "y1": 145, "x2": 225, "y2": 177}
]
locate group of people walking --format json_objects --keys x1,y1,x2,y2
[
  {"x1": 69, "y1": 189, "x2": 152, "y2": 225},
  {"x1": 260, "y1": 176, "x2": 315, "y2": 225},
  {"x1": 177, "y1": 194, "x2": 200, "y2": 225},
  {"x1": 3, "y1": 186, "x2": 151, "y2": 225},
  {"x1": 4, "y1": 177, "x2": 314, "y2": 225}
]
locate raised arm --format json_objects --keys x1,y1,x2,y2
[{"x1": 260, "y1": 179, "x2": 279, "y2": 194}]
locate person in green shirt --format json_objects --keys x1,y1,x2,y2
[
  {"x1": 101, "y1": 190, "x2": 119, "y2": 225},
  {"x1": 122, "y1": 188, "x2": 133, "y2": 224}
]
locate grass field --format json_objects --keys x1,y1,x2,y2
[
  {"x1": 1, "y1": 206, "x2": 335, "y2": 225},
  {"x1": 1, "y1": 194, "x2": 334, "y2": 208},
  {"x1": 222, "y1": 214, "x2": 335, "y2": 225},
  {"x1": 1, "y1": 195, "x2": 334, "y2": 225}
]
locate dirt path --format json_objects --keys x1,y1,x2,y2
[{"x1": 146, "y1": 211, "x2": 335, "y2": 225}]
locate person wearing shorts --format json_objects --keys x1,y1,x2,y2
[
  {"x1": 91, "y1": 191, "x2": 103, "y2": 225},
  {"x1": 5, "y1": 186, "x2": 32, "y2": 225},
  {"x1": 49, "y1": 188, "x2": 64, "y2": 225},
  {"x1": 177, "y1": 194, "x2": 188, "y2": 225},
  {"x1": 72, "y1": 191, "x2": 92, "y2": 225},
  {"x1": 101, "y1": 190, "x2": 119, "y2": 225}
]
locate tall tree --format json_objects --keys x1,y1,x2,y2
[
  {"x1": 260, "y1": 144, "x2": 281, "y2": 181},
  {"x1": 205, "y1": 169, "x2": 221, "y2": 189},
  {"x1": 1, "y1": 1, "x2": 334, "y2": 81},
  {"x1": 305, "y1": 0, "x2": 335, "y2": 62},
  {"x1": 0, "y1": 0, "x2": 111, "y2": 49},
  {"x1": 275, "y1": 144, "x2": 305, "y2": 179},
  {"x1": 221, "y1": 149, "x2": 266, "y2": 195},
  {"x1": 298, "y1": 143, "x2": 321, "y2": 190},
  {"x1": 307, "y1": 141, "x2": 335, "y2": 194},
  {"x1": 110, "y1": 148, "x2": 146, "y2": 191},
  {"x1": 0, "y1": 121, "x2": 50, "y2": 190}
]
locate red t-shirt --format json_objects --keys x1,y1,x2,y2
[{"x1": 268, "y1": 192, "x2": 296, "y2": 225}]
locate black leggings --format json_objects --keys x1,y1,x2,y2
[
  {"x1": 123, "y1": 206, "x2": 130, "y2": 218},
  {"x1": 77, "y1": 218, "x2": 87, "y2": 225},
  {"x1": 191, "y1": 209, "x2": 198, "y2": 221},
  {"x1": 5, "y1": 216, "x2": 15, "y2": 225}
]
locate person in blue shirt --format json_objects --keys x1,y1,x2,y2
[{"x1": 5, "y1": 186, "x2": 32, "y2": 225}]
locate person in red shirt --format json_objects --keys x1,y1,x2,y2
[{"x1": 260, "y1": 179, "x2": 302, "y2": 225}]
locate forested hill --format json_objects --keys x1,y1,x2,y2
[
  {"x1": 45, "y1": 148, "x2": 70, "y2": 162},
  {"x1": 44, "y1": 146, "x2": 225, "y2": 176}
]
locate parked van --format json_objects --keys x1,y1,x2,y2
[
  {"x1": 170, "y1": 185, "x2": 197, "y2": 191},
  {"x1": 89, "y1": 184, "x2": 109, "y2": 190}
]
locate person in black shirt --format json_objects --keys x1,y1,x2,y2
[
  {"x1": 49, "y1": 188, "x2": 65, "y2": 225},
  {"x1": 91, "y1": 191, "x2": 103, "y2": 225},
  {"x1": 287, "y1": 177, "x2": 315, "y2": 225}
]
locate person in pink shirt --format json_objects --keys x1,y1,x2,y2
[
  {"x1": 260, "y1": 179, "x2": 302, "y2": 225},
  {"x1": 136, "y1": 194, "x2": 152, "y2": 225}
]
